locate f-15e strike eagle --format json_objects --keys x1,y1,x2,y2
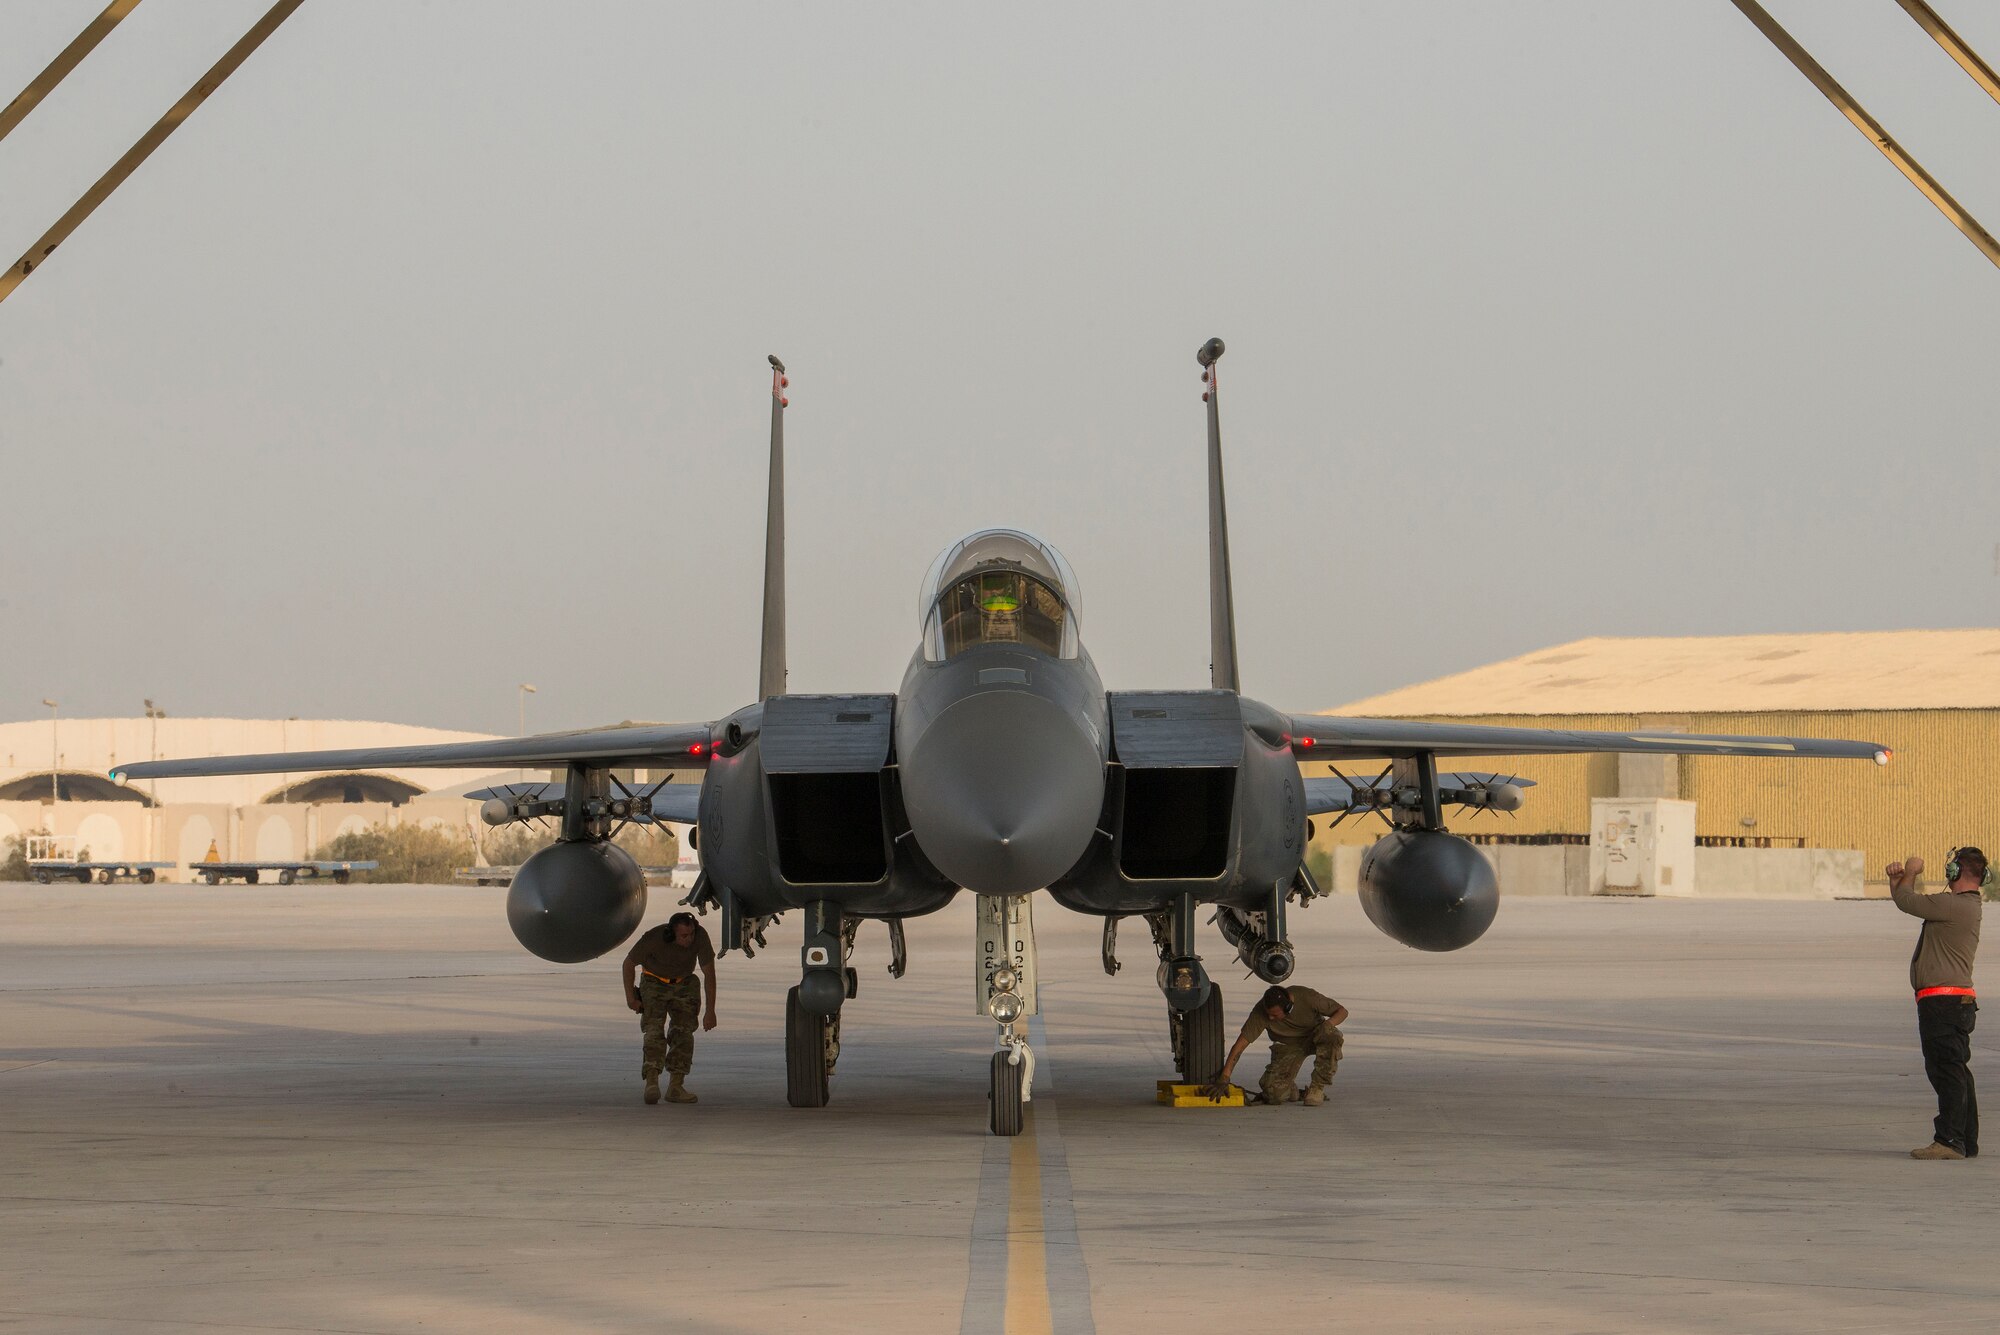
[{"x1": 118, "y1": 341, "x2": 1888, "y2": 1135}]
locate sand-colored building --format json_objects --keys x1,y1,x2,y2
[
  {"x1": 1310, "y1": 629, "x2": 1999, "y2": 892},
  {"x1": 0, "y1": 717, "x2": 507, "y2": 871}
]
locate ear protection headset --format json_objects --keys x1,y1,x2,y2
[{"x1": 1945, "y1": 848, "x2": 1992, "y2": 889}]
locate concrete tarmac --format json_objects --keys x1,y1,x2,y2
[{"x1": 1, "y1": 884, "x2": 1993, "y2": 1333}]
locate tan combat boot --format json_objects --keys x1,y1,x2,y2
[
  {"x1": 1301, "y1": 1084, "x2": 1327, "y2": 1107},
  {"x1": 643, "y1": 1076, "x2": 660, "y2": 1105},
  {"x1": 1911, "y1": 1141, "x2": 1965, "y2": 1160},
  {"x1": 665, "y1": 1074, "x2": 698, "y2": 1104}
]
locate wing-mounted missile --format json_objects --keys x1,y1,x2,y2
[
  {"x1": 1306, "y1": 767, "x2": 1534, "y2": 827},
  {"x1": 470, "y1": 779, "x2": 702, "y2": 830}
]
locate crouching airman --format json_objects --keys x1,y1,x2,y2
[{"x1": 1209, "y1": 984, "x2": 1347, "y2": 1106}]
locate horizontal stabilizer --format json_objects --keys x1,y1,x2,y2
[{"x1": 112, "y1": 721, "x2": 717, "y2": 784}]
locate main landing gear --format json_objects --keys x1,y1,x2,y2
[
  {"x1": 786, "y1": 899, "x2": 852, "y2": 1108},
  {"x1": 785, "y1": 984, "x2": 838, "y2": 1108},
  {"x1": 1151, "y1": 892, "x2": 1224, "y2": 1082}
]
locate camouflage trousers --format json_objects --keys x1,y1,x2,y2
[
  {"x1": 639, "y1": 975, "x2": 700, "y2": 1079},
  {"x1": 1259, "y1": 1022, "x2": 1342, "y2": 1103}
]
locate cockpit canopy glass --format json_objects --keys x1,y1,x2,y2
[{"x1": 919, "y1": 529, "x2": 1080, "y2": 661}]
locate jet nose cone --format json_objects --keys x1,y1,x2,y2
[{"x1": 902, "y1": 690, "x2": 1103, "y2": 893}]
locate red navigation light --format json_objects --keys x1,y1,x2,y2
[
  {"x1": 1298, "y1": 737, "x2": 1316, "y2": 748},
  {"x1": 688, "y1": 742, "x2": 707, "y2": 757}
]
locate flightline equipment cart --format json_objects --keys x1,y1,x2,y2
[
  {"x1": 27, "y1": 859, "x2": 176, "y2": 885},
  {"x1": 194, "y1": 860, "x2": 377, "y2": 886},
  {"x1": 22, "y1": 834, "x2": 174, "y2": 885}
]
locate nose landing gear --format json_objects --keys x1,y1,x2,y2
[{"x1": 977, "y1": 894, "x2": 1038, "y2": 1136}]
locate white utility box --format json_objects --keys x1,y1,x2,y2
[{"x1": 1590, "y1": 797, "x2": 1697, "y2": 896}]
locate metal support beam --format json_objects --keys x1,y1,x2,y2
[
  {"x1": 1169, "y1": 892, "x2": 1197, "y2": 959},
  {"x1": 1728, "y1": 0, "x2": 2000, "y2": 271},
  {"x1": 0, "y1": 0, "x2": 145, "y2": 144},
  {"x1": 0, "y1": 0, "x2": 308, "y2": 305},
  {"x1": 1895, "y1": 0, "x2": 2000, "y2": 107}
]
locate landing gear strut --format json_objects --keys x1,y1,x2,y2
[
  {"x1": 1151, "y1": 893, "x2": 1223, "y2": 1079},
  {"x1": 788, "y1": 900, "x2": 847, "y2": 1108},
  {"x1": 977, "y1": 894, "x2": 1038, "y2": 1137}
]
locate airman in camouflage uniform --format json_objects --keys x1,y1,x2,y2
[
  {"x1": 1209, "y1": 984, "x2": 1349, "y2": 1106},
  {"x1": 622, "y1": 912, "x2": 718, "y2": 1105}
]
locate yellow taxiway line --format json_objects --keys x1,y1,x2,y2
[{"x1": 1003, "y1": 1107, "x2": 1054, "y2": 1335}]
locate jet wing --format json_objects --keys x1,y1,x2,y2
[
  {"x1": 111, "y1": 722, "x2": 718, "y2": 784},
  {"x1": 465, "y1": 780, "x2": 702, "y2": 824},
  {"x1": 1303, "y1": 771, "x2": 1536, "y2": 817},
  {"x1": 1281, "y1": 715, "x2": 1889, "y2": 764}
]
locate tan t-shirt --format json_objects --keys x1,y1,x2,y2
[
  {"x1": 1236, "y1": 985, "x2": 1341, "y2": 1044},
  {"x1": 1890, "y1": 879, "x2": 1981, "y2": 992},
  {"x1": 624, "y1": 923, "x2": 715, "y2": 980}
]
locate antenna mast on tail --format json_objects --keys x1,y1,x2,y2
[
  {"x1": 1198, "y1": 338, "x2": 1240, "y2": 694},
  {"x1": 760, "y1": 355, "x2": 789, "y2": 700}
]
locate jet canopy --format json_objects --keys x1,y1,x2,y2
[{"x1": 919, "y1": 528, "x2": 1081, "y2": 661}]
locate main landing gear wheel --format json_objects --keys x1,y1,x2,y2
[
  {"x1": 989, "y1": 1050, "x2": 1024, "y2": 1137},
  {"x1": 1172, "y1": 984, "x2": 1225, "y2": 1082},
  {"x1": 785, "y1": 985, "x2": 832, "y2": 1108}
]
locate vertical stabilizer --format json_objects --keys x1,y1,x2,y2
[
  {"x1": 1198, "y1": 338, "x2": 1240, "y2": 693},
  {"x1": 760, "y1": 355, "x2": 789, "y2": 700}
]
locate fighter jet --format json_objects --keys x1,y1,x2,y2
[{"x1": 117, "y1": 342, "x2": 1889, "y2": 1135}]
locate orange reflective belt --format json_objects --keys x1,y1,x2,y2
[
  {"x1": 643, "y1": 971, "x2": 688, "y2": 985},
  {"x1": 1917, "y1": 986, "x2": 1976, "y2": 999}
]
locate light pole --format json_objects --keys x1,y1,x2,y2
[
  {"x1": 144, "y1": 699, "x2": 165, "y2": 857},
  {"x1": 516, "y1": 684, "x2": 537, "y2": 783},
  {"x1": 40, "y1": 699, "x2": 57, "y2": 806}
]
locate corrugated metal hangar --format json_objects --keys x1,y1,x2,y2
[{"x1": 1311, "y1": 629, "x2": 2000, "y2": 892}]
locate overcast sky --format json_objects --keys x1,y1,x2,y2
[{"x1": 2, "y1": 1, "x2": 1995, "y2": 735}]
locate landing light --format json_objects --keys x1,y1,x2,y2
[
  {"x1": 991, "y1": 966, "x2": 1018, "y2": 993},
  {"x1": 990, "y1": 992, "x2": 1024, "y2": 1023}
]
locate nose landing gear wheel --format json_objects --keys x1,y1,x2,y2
[
  {"x1": 989, "y1": 1050, "x2": 1024, "y2": 1137},
  {"x1": 1171, "y1": 984, "x2": 1225, "y2": 1082},
  {"x1": 785, "y1": 985, "x2": 832, "y2": 1108}
]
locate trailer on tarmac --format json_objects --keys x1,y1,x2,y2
[
  {"x1": 21, "y1": 835, "x2": 174, "y2": 885},
  {"x1": 195, "y1": 861, "x2": 378, "y2": 886},
  {"x1": 27, "y1": 859, "x2": 176, "y2": 885}
]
